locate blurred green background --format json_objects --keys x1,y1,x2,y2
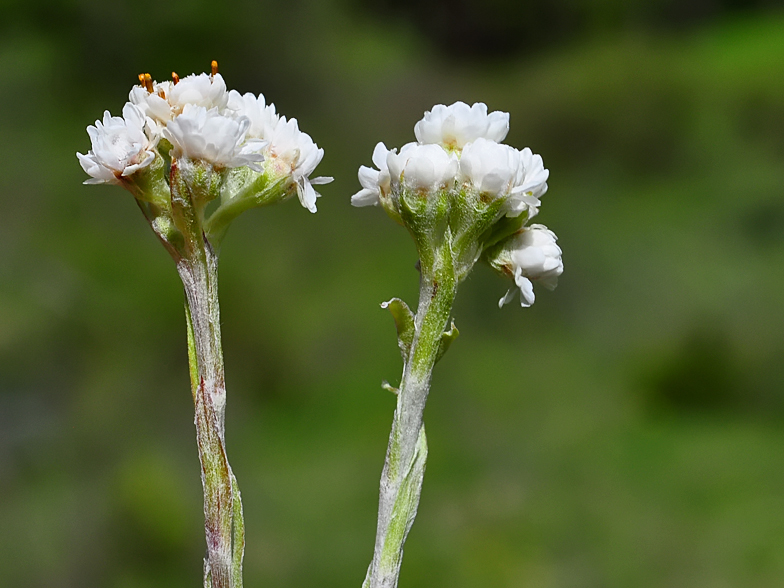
[{"x1": 3, "y1": 0, "x2": 784, "y2": 586}]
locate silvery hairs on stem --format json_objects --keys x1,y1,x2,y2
[
  {"x1": 77, "y1": 61, "x2": 331, "y2": 588},
  {"x1": 352, "y1": 101, "x2": 563, "y2": 588}
]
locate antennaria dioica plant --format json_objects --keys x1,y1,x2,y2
[
  {"x1": 77, "y1": 61, "x2": 331, "y2": 588},
  {"x1": 351, "y1": 102, "x2": 563, "y2": 588}
]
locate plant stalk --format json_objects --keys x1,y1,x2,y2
[
  {"x1": 179, "y1": 230, "x2": 244, "y2": 588},
  {"x1": 364, "y1": 243, "x2": 457, "y2": 588}
]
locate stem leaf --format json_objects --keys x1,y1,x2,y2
[
  {"x1": 435, "y1": 319, "x2": 459, "y2": 363},
  {"x1": 230, "y1": 469, "x2": 245, "y2": 588},
  {"x1": 381, "y1": 298, "x2": 416, "y2": 360}
]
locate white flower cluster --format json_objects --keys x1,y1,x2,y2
[
  {"x1": 352, "y1": 101, "x2": 562, "y2": 307},
  {"x1": 352, "y1": 101, "x2": 548, "y2": 220},
  {"x1": 78, "y1": 65, "x2": 331, "y2": 212}
]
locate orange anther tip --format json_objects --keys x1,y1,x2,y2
[
  {"x1": 211, "y1": 60, "x2": 218, "y2": 75},
  {"x1": 172, "y1": 72, "x2": 180, "y2": 84}
]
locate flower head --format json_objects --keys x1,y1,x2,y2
[
  {"x1": 227, "y1": 90, "x2": 279, "y2": 139},
  {"x1": 387, "y1": 143, "x2": 458, "y2": 192},
  {"x1": 496, "y1": 224, "x2": 563, "y2": 308},
  {"x1": 163, "y1": 104, "x2": 264, "y2": 170},
  {"x1": 129, "y1": 79, "x2": 174, "y2": 124},
  {"x1": 415, "y1": 102, "x2": 509, "y2": 149},
  {"x1": 129, "y1": 71, "x2": 229, "y2": 125},
  {"x1": 351, "y1": 142, "x2": 392, "y2": 207},
  {"x1": 77, "y1": 103, "x2": 157, "y2": 185},
  {"x1": 168, "y1": 72, "x2": 228, "y2": 113},
  {"x1": 505, "y1": 147, "x2": 549, "y2": 219},
  {"x1": 262, "y1": 116, "x2": 332, "y2": 213},
  {"x1": 458, "y1": 138, "x2": 522, "y2": 198}
]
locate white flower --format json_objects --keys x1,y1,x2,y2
[
  {"x1": 169, "y1": 73, "x2": 228, "y2": 112},
  {"x1": 129, "y1": 73, "x2": 229, "y2": 124},
  {"x1": 498, "y1": 224, "x2": 563, "y2": 308},
  {"x1": 226, "y1": 90, "x2": 279, "y2": 139},
  {"x1": 163, "y1": 104, "x2": 264, "y2": 169},
  {"x1": 414, "y1": 102, "x2": 509, "y2": 149},
  {"x1": 264, "y1": 116, "x2": 332, "y2": 213},
  {"x1": 77, "y1": 103, "x2": 158, "y2": 185},
  {"x1": 387, "y1": 143, "x2": 459, "y2": 192},
  {"x1": 506, "y1": 147, "x2": 549, "y2": 219},
  {"x1": 351, "y1": 142, "x2": 392, "y2": 207},
  {"x1": 458, "y1": 138, "x2": 521, "y2": 197},
  {"x1": 129, "y1": 80, "x2": 174, "y2": 124}
]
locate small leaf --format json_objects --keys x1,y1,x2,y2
[
  {"x1": 435, "y1": 320, "x2": 459, "y2": 363},
  {"x1": 381, "y1": 298, "x2": 416, "y2": 360},
  {"x1": 381, "y1": 380, "x2": 399, "y2": 395}
]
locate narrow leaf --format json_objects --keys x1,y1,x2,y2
[
  {"x1": 381, "y1": 380, "x2": 399, "y2": 395},
  {"x1": 435, "y1": 320, "x2": 459, "y2": 363},
  {"x1": 381, "y1": 298, "x2": 416, "y2": 360},
  {"x1": 230, "y1": 469, "x2": 245, "y2": 588}
]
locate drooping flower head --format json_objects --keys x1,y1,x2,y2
[{"x1": 493, "y1": 224, "x2": 563, "y2": 308}]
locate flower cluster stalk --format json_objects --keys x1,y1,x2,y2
[
  {"x1": 158, "y1": 166, "x2": 245, "y2": 588},
  {"x1": 365, "y1": 243, "x2": 456, "y2": 588},
  {"x1": 181, "y1": 243, "x2": 243, "y2": 588}
]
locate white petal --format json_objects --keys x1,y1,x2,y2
[
  {"x1": 517, "y1": 276, "x2": 535, "y2": 307},
  {"x1": 351, "y1": 188, "x2": 380, "y2": 207},
  {"x1": 498, "y1": 288, "x2": 517, "y2": 308}
]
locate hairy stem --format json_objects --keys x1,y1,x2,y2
[
  {"x1": 364, "y1": 242, "x2": 457, "y2": 588},
  {"x1": 181, "y1": 238, "x2": 244, "y2": 588}
]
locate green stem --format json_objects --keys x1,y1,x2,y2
[
  {"x1": 180, "y1": 231, "x2": 244, "y2": 588},
  {"x1": 138, "y1": 157, "x2": 246, "y2": 588},
  {"x1": 364, "y1": 242, "x2": 457, "y2": 588}
]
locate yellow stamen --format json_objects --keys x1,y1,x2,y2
[
  {"x1": 143, "y1": 73, "x2": 153, "y2": 93},
  {"x1": 211, "y1": 60, "x2": 218, "y2": 76},
  {"x1": 138, "y1": 73, "x2": 146, "y2": 87},
  {"x1": 172, "y1": 72, "x2": 180, "y2": 85}
]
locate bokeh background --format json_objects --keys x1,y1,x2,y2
[{"x1": 3, "y1": 0, "x2": 784, "y2": 586}]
